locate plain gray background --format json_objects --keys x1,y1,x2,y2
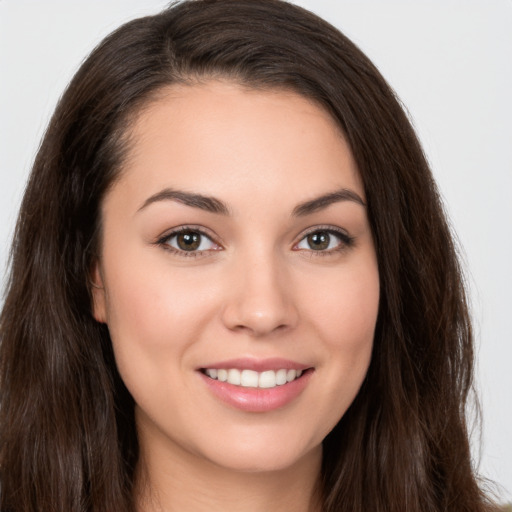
[{"x1": 1, "y1": 0, "x2": 511, "y2": 500}]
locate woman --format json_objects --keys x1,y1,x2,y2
[{"x1": 0, "y1": 0, "x2": 499, "y2": 511}]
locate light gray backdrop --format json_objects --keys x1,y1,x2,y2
[{"x1": 1, "y1": 0, "x2": 510, "y2": 500}]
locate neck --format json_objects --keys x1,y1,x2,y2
[{"x1": 135, "y1": 428, "x2": 323, "y2": 512}]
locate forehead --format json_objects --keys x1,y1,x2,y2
[{"x1": 112, "y1": 80, "x2": 364, "y2": 210}]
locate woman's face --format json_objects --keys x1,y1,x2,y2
[{"x1": 92, "y1": 81, "x2": 379, "y2": 473}]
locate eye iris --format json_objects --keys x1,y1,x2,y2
[
  {"x1": 307, "y1": 231, "x2": 330, "y2": 250},
  {"x1": 177, "y1": 232, "x2": 201, "y2": 251}
]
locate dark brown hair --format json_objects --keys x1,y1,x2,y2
[{"x1": 0, "y1": 1, "x2": 497, "y2": 511}]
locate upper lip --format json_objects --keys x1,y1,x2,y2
[{"x1": 198, "y1": 357, "x2": 312, "y2": 372}]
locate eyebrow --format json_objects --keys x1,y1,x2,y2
[
  {"x1": 292, "y1": 188, "x2": 366, "y2": 216},
  {"x1": 138, "y1": 186, "x2": 365, "y2": 216},
  {"x1": 138, "y1": 188, "x2": 231, "y2": 215}
]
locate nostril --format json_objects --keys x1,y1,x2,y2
[{"x1": 230, "y1": 321, "x2": 291, "y2": 337}]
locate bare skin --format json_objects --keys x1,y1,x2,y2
[
  {"x1": 92, "y1": 81, "x2": 379, "y2": 512},
  {"x1": 135, "y1": 429, "x2": 322, "y2": 512}
]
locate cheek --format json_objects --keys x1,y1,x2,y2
[
  {"x1": 104, "y1": 246, "x2": 212, "y2": 333},
  {"x1": 308, "y1": 256, "x2": 379, "y2": 348},
  {"x1": 302, "y1": 257, "x2": 379, "y2": 410},
  {"x1": 103, "y1": 276, "x2": 218, "y2": 433},
  {"x1": 101, "y1": 254, "x2": 219, "y2": 388}
]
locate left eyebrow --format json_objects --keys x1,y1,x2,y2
[{"x1": 292, "y1": 188, "x2": 366, "y2": 216}]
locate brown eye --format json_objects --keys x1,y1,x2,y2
[
  {"x1": 295, "y1": 228, "x2": 354, "y2": 254},
  {"x1": 306, "y1": 231, "x2": 331, "y2": 251},
  {"x1": 176, "y1": 231, "x2": 201, "y2": 251},
  {"x1": 163, "y1": 229, "x2": 218, "y2": 253}
]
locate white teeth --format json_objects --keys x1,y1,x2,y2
[
  {"x1": 240, "y1": 369, "x2": 259, "y2": 387},
  {"x1": 259, "y1": 370, "x2": 276, "y2": 388},
  {"x1": 286, "y1": 369, "x2": 297, "y2": 382},
  {"x1": 205, "y1": 369, "x2": 217, "y2": 379},
  {"x1": 227, "y1": 369, "x2": 241, "y2": 385},
  {"x1": 204, "y1": 368, "x2": 305, "y2": 388},
  {"x1": 276, "y1": 369, "x2": 287, "y2": 385}
]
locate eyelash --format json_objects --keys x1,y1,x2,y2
[
  {"x1": 156, "y1": 226, "x2": 221, "y2": 258},
  {"x1": 293, "y1": 226, "x2": 355, "y2": 256},
  {"x1": 156, "y1": 225, "x2": 355, "y2": 258}
]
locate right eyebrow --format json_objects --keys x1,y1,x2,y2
[{"x1": 137, "y1": 188, "x2": 231, "y2": 215}]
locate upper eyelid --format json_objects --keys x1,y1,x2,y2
[
  {"x1": 293, "y1": 225, "x2": 355, "y2": 252},
  {"x1": 155, "y1": 224, "x2": 353, "y2": 250},
  {"x1": 157, "y1": 225, "x2": 221, "y2": 245},
  {"x1": 295, "y1": 225, "x2": 351, "y2": 240},
  {"x1": 156, "y1": 227, "x2": 222, "y2": 258}
]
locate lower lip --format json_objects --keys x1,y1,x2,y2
[{"x1": 199, "y1": 370, "x2": 313, "y2": 413}]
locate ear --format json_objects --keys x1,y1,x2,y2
[{"x1": 90, "y1": 262, "x2": 107, "y2": 324}]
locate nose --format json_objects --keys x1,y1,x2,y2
[{"x1": 221, "y1": 253, "x2": 299, "y2": 337}]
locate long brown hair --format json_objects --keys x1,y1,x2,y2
[{"x1": 0, "y1": 1, "x2": 497, "y2": 511}]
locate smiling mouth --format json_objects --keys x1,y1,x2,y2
[{"x1": 200, "y1": 368, "x2": 309, "y2": 389}]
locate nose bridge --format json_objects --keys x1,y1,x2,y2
[{"x1": 221, "y1": 244, "x2": 297, "y2": 336}]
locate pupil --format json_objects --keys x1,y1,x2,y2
[
  {"x1": 308, "y1": 232, "x2": 329, "y2": 250},
  {"x1": 177, "y1": 232, "x2": 200, "y2": 251}
]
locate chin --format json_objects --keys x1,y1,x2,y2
[{"x1": 195, "y1": 431, "x2": 323, "y2": 474}]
